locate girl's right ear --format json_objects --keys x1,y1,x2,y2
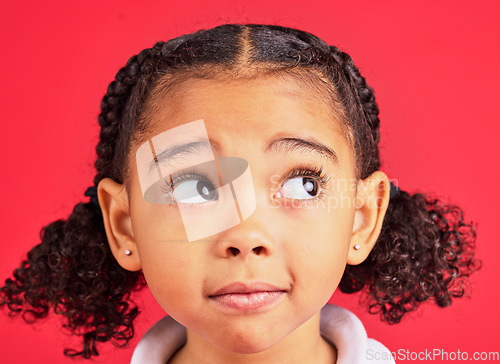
[{"x1": 98, "y1": 178, "x2": 142, "y2": 271}]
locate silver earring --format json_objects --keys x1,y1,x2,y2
[
  {"x1": 354, "y1": 244, "x2": 361, "y2": 250},
  {"x1": 124, "y1": 249, "x2": 132, "y2": 256}
]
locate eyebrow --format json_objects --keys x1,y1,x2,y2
[
  {"x1": 265, "y1": 137, "x2": 339, "y2": 165},
  {"x1": 148, "y1": 136, "x2": 339, "y2": 172},
  {"x1": 149, "y1": 140, "x2": 218, "y2": 173}
]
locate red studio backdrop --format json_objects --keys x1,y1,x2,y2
[{"x1": 0, "y1": 1, "x2": 498, "y2": 363}]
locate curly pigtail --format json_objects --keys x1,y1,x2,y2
[{"x1": 0, "y1": 200, "x2": 145, "y2": 358}]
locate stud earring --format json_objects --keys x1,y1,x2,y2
[
  {"x1": 124, "y1": 249, "x2": 132, "y2": 256},
  {"x1": 354, "y1": 244, "x2": 361, "y2": 250}
]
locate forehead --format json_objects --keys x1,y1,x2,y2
[
  {"x1": 130, "y1": 75, "x2": 356, "y2": 178},
  {"x1": 143, "y1": 74, "x2": 349, "y2": 142}
]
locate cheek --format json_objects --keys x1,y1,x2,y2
[
  {"x1": 132, "y1": 202, "x2": 187, "y2": 241},
  {"x1": 139, "y1": 241, "x2": 204, "y2": 314},
  {"x1": 282, "y1": 201, "x2": 354, "y2": 297},
  {"x1": 290, "y1": 230, "x2": 348, "y2": 290},
  {"x1": 131, "y1": 202, "x2": 202, "y2": 309}
]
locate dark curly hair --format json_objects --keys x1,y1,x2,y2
[{"x1": 0, "y1": 23, "x2": 479, "y2": 358}]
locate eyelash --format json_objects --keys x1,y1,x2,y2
[
  {"x1": 281, "y1": 164, "x2": 328, "y2": 184},
  {"x1": 171, "y1": 170, "x2": 214, "y2": 188}
]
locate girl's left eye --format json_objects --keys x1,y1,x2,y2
[
  {"x1": 279, "y1": 176, "x2": 319, "y2": 200},
  {"x1": 172, "y1": 179, "x2": 218, "y2": 204}
]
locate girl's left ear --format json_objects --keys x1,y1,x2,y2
[
  {"x1": 98, "y1": 178, "x2": 142, "y2": 271},
  {"x1": 347, "y1": 171, "x2": 390, "y2": 265}
]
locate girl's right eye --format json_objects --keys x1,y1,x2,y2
[{"x1": 171, "y1": 178, "x2": 218, "y2": 204}]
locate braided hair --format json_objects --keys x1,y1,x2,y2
[{"x1": 0, "y1": 23, "x2": 479, "y2": 358}]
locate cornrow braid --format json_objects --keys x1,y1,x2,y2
[
  {"x1": 94, "y1": 44, "x2": 164, "y2": 185},
  {"x1": 329, "y1": 46, "x2": 381, "y2": 140},
  {"x1": 328, "y1": 45, "x2": 381, "y2": 179}
]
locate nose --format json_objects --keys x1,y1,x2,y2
[{"x1": 213, "y1": 212, "x2": 275, "y2": 259}]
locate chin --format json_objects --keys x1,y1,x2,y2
[
  {"x1": 213, "y1": 326, "x2": 285, "y2": 355},
  {"x1": 221, "y1": 338, "x2": 274, "y2": 355}
]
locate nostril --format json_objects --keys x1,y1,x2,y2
[
  {"x1": 228, "y1": 247, "x2": 240, "y2": 256},
  {"x1": 252, "y1": 246, "x2": 264, "y2": 255}
]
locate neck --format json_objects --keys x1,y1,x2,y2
[{"x1": 168, "y1": 312, "x2": 336, "y2": 364}]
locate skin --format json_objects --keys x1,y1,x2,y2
[{"x1": 98, "y1": 75, "x2": 390, "y2": 363}]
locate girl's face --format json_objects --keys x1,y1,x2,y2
[{"x1": 127, "y1": 75, "x2": 359, "y2": 354}]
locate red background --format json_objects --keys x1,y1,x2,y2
[{"x1": 1, "y1": 1, "x2": 498, "y2": 363}]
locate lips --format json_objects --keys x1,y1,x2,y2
[
  {"x1": 210, "y1": 282, "x2": 285, "y2": 296},
  {"x1": 208, "y1": 282, "x2": 287, "y2": 311}
]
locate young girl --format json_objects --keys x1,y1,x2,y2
[{"x1": 0, "y1": 23, "x2": 478, "y2": 363}]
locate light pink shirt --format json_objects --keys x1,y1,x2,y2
[{"x1": 131, "y1": 304, "x2": 396, "y2": 364}]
